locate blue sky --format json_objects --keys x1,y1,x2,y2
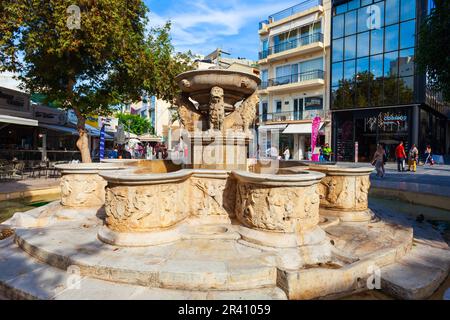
[{"x1": 144, "y1": 0, "x2": 300, "y2": 61}]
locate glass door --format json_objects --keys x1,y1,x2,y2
[{"x1": 293, "y1": 98, "x2": 303, "y2": 120}]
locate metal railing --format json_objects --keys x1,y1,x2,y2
[
  {"x1": 259, "y1": 33, "x2": 323, "y2": 60},
  {"x1": 259, "y1": 0, "x2": 322, "y2": 26},
  {"x1": 266, "y1": 70, "x2": 324, "y2": 87},
  {"x1": 260, "y1": 109, "x2": 329, "y2": 123}
]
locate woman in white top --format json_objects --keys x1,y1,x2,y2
[{"x1": 283, "y1": 147, "x2": 290, "y2": 160}]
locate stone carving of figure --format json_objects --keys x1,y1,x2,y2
[
  {"x1": 223, "y1": 92, "x2": 259, "y2": 133},
  {"x1": 174, "y1": 93, "x2": 204, "y2": 132},
  {"x1": 209, "y1": 86, "x2": 225, "y2": 131},
  {"x1": 238, "y1": 92, "x2": 259, "y2": 133}
]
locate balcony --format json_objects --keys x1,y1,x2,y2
[
  {"x1": 258, "y1": 0, "x2": 323, "y2": 28},
  {"x1": 260, "y1": 109, "x2": 330, "y2": 124},
  {"x1": 261, "y1": 70, "x2": 324, "y2": 92},
  {"x1": 259, "y1": 33, "x2": 323, "y2": 62}
]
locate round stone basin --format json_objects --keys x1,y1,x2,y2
[
  {"x1": 55, "y1": 162, "x2": 124, "y2": 174},
  {"x1": 231, "y1": 170, "x2": 325, "y2": 186},
  {"x1": 306, "y1": 163, "x2": 374, "y2": 176},
  {"x1": 176, "y1": 69, "x2": 261, "y2": 107}
]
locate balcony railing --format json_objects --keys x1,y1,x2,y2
[
  {"x1": 260, "y1": 109, "x2": 329, "y2": 123},
  {"x1": 259, "y1": 33, "x2": 323, "y2": 60},
  {"x1": 258, "y1": 0, "x2": 323, "y2": 28},
  {"x1": 265, "y1": 70, "x2": 324, "y2": 88}
]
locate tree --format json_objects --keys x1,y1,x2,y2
[
  {"x1": 0, "y1": 1, "x2": 193, "y2": 162},
  {"x1": 116, "y1": 113, "x2": 153, "y2": 136},
  {"x1": 416, "y1": 0, "x2": 450, "y2": 101}
]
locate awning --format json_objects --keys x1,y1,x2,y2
[
  {"x1": 85, "y1": 124, "x2": 114, "y2": 140},
  {"x1": 0, "y1": 115, "x2": 38, "y2": 127},
  {"x1": 138, "y1": 134, "x2": 163, "y2": 142},
  {"x1": 39, "y1": 123, "x2": 113, "y2": 140},
  {"x1": 258, "y1": 124, "x2": 287, "y2": 131},
  {"x1": 283, "y1": 122, "x2": 325, "y2": 134},
  {"x1": 39, "y1": 123, "x2": 78, "y2": 135}
]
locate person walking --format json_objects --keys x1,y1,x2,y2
[
  {"x1": 283, "y1": 147, "x2": 290, "y2": 160},
  {"x1": 408, "y1": 144, "x2": 419, "y2": 172},
  {"x1": 372, "y1": 144, "x2": 386, "y2": 178},
  {"x1": 395, "y1": 141, "x2": 407, "y2": 172},
  {"x1": 322, "y1": 143, "x2": 332, "y2": 162},
  {"x1": 424, "y1": 145, "x2": 434, "y2": 165}
]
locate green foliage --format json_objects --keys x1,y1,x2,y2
[
  {"x1": 0, "y1": 0, "x2": 194, "y2": 125},
  {"x1": 417, "y1": 0, "x2": 450, "y2": 101},
  {"x1": 116, "y1": 113, "x2": 153, "y2": 136}
]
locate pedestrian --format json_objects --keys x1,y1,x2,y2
[
  {"x1": 395, "y1": 141, "x2": 407, "y2": 172},
  {"x1": 408, "y1": 144, "x2": 419, "y2": 172},
  {"x1": 283, "y1": 147, "x2": 290, "y2": 160},
  {"x1": 372, "y1": 144, "x2": 386, "y2": 178},
  {"x1": 424, "y1": 145, "x2": 434, "y2": 165},
  {"x1": 322, "y1": 143, "x2": 332, "y2": 162}
]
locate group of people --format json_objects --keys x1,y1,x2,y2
[
  {"x1": 108, "y1": 142, "x2": 169, "y2": 160},
  {"x1": 263, "y1": 143, "x2": 333, "y2": 162},
  {"x1": 372, "y1": 141, "x2": 435, "y2": 178}
]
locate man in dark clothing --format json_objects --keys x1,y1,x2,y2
[{"x1": 395, "y1": 141, "x2": 407, "y2": 172}]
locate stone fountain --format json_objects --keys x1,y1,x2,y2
[{"x1": 0, "y1": 69, "x2": 448, "y2": 300}]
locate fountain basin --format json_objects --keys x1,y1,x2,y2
[
  {"x1": 176, "y1": 69, "x2": 260, "y2": 109},
  {"x1": 55, "y1": 163, "x2": 124, "y2": 208},
  {"x1": 282, "y1": 164, "x2": 374, "y2": 222}
]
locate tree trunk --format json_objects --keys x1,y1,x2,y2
[{"x1": 74, "y1": 109, "x2": 92, "y2": 163}]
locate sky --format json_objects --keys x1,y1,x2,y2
[{"x1": 144, "y1": 0, "x2": 300, "y2": 61}]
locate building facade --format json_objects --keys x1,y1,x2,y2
[
  {"x1": 330, "y1": 0, "x2": 448, "y2": 162},
  {"x1": 257, "y1": 0, "x2": 332, "y2": 160}
]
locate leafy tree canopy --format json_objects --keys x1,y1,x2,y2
[
  {"x1": 0, "y1": 0, "x2": 194, "y2": 161},
  {"x1": 417, "y1": 0, "x2": 450, "y2": 101},
  {"x1": 116, "y1": 113, "x2": 153, "y2": 136}
]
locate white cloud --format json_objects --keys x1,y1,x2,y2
[{"x1": 147, "y1": 0, "x2": 299, "y2": 58}]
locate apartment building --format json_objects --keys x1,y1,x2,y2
[{"x1": 257, "y1": 0, "x2": 332, "y2": 160}]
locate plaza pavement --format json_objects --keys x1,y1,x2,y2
[{"x1": 370, "y1": 163, "x2": 450, "y2": 199}]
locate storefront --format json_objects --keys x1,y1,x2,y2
[{"x1": 333, "y1": 106, "x2": 446, "y2": 162}]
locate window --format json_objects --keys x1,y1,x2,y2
[
  {"x1": 336, "y1": 3, "x2": 347, "y2": 14},
  {"x1": 385, "y1": 24, "x2": 399, "y2": 52},
  {"x1": 400, "y1": 20, "x2": 415, "y2": 49},
  {"x1": 304, "y1": 96, "x2": 323, "y2": 110},
  {"x1": 384, "y1": 51, "x2": 398, "y2": 77},
  {"x1": 332, "y1": 38, "x2": 344, "y2": 62},
  {"x1": 275, "y1": 100, "x2": 282, "y2": 113},
  {"x1": 333, "y1": 14, "x2": 345, "y2": 39},
  {"x1": 399, "y1": 48, "x2": 414, "y2": 77},
  {"x1": 385, "y1": 0, "x2": 399, "y2": 25},
  {"x1": 332, "y1": 62, "x2": 343, "y2": 86},
  {"x1": 345, "y1": 11, "x2": 357, "y2": 36},
  {"x1": 358, "y1": 7, "x2": 370, "y2": 33},
  {"x1": 348, "y1": 0, "x2": 360, "y2": 11},
  {"x1": 345, "y1": 35, "x2": 357, "y2": 60},
  {"x1": 400, "y1": 0, "x2": 415, "y2": 21},
  {"x1": 370, "y1": 54, "x2": 384, "y2": 79},
  {"x1": 261, "y1": 69, "x2": 268, "y2": 82},
  {"x1": 357, "y1": 57, "x2": 370, "y2": 75},
  {"x1": 344, "y1": 59, "x2": 356, "y2": 82},
  {"x1": 300, "y1": 58, "x2": 323, "y2": 73},
  {"x1": 370, "y1": 28, "x2": 384, "y2": 55},
  {"x1": 357, "y1": 32, "x2": 370, "y2": 57}
]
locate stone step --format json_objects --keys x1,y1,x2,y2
[
  {"x1": 380, "y1": 243, "x2": 450, "y2": 300},
  {"x1": 15, "y1": 226, "x2": 279, "y2": 291},
  {"x1": 0, "y1": 238, "x2": 287, "y2": 300}
]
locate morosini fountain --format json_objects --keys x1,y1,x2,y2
[{"x1": 0, "y1": 69, "x2": 448, "y2": 300}]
